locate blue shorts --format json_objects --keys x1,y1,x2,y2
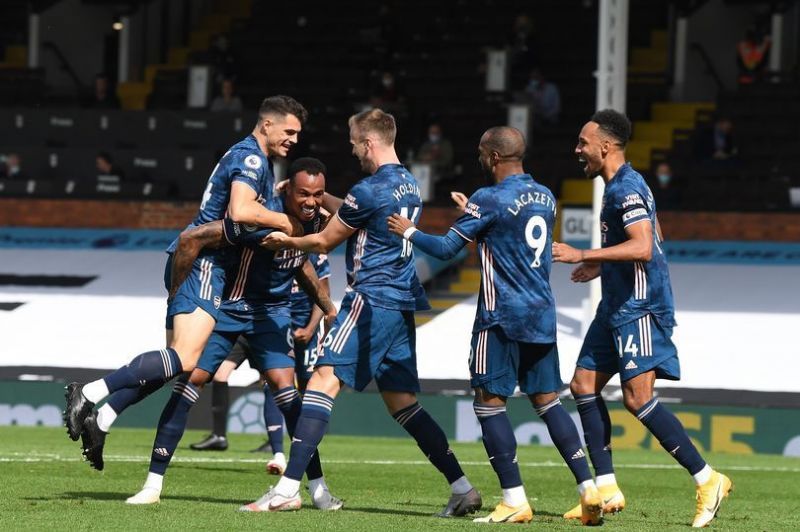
[
  {"x1": 577, "y1": 314, "x2": 680, "y2": 382},
  {"x1": 196, "y1": 311, "x2": 294, "y2": 375},
  {"x1": 470, "y1": 326, "x2": 562, "y2": 397},
  {"x1": 164, "y1": 253, "x2": 226, "y2": 329},
  {"x1": 290, "y1": 308, "x2": 320, "y2": 383},
  {"x1": 318, "y1": 291, "x2": 419, "y2": 393}
]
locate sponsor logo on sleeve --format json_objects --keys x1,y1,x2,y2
[
  {"x1": 344, "y1": 193, "x2": 359, "y2": 209},
  {"x1": 464, "y1": 202, "x2": 482, "y2": 219},
  {"x1": 623, "y1": 208, "x2": 648, "y2": 222},
  {"x1": 621, "y1": 193, "x2": 644, "y2": 209}
]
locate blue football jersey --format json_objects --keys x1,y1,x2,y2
[
  {"x1": 167, "y1": 135, "x2": 274, "y2": 253},
  {"x1": 451, "y1": 174, "x2": 557, "y2": 343},
  {"x1": 219, "y1": 196, "x2": 317, "y2": 321},
  {"x1": 290, "y1": 253, "x2": 331, "y2": 317},
  {"x1": 597, "y1": 163, "x2": 676, "y2": 328},
  {"x1": 337, "y1": 164, "x2": 429, "y2": 311}
]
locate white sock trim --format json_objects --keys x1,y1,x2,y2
[
  {"x1": 82, "y1": 379, "x2": 110, "y2": 404},
  {"x1": 450, "y1": 475, "x2": 472, "y2": 495},
  {"x1": 502, "y1": 485, "x2": 527, "y2": 507},
  {"x1": 596, "y1": 473, "x2": 617, "y2": 488},
  {"x1": 275, "y1": 476, "x2": 301, "y2": 497},
  {"x1": 96, "y1": 404, "x2": 117, "y2": 433},
  {"x1": 577, "y1": 479, "x2": 596, "y2": 496},
  {"x1": 693, "y1": 464, "x2": 712, "y2": 485},
  {"x1": 143, "y1": 472, "x2": 163, "y2": 492}
]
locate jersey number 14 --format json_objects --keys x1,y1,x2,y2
[{"x1": 400, "y1": 206, "x2": 421, "y2": 259}]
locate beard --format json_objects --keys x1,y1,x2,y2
[{"x1": 479, "y1": 159, "x2": 494, "y2": 184}]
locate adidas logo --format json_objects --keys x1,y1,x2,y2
[
  {"x1": 624, "y1": 360, "x2": 638, "y2": 370},
  {"x1": 571, "y1": 449, "x2": 586, "y2": 460},
  {"x1": 153, "y1": 447, "x2": 170, "y2": 457}
]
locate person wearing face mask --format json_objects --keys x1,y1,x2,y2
[
  {"x1": 416, "y1": 123, "x2": 454, "y2": 182},
  {"x1": 651, "y1": 162, "x2": 681, "y2": 210},
  {"x1": 1, "y1": 153, "x2": 27, "y2": 180}
]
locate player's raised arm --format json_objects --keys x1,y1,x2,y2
[
  {"x1": 293, "y1": 259, "x2": 336, "y2": 329},
  {"x1": 229, "y1": 181, "x2": 294, "y2": 233},
  {"x1": 387, "y1": 214, "x2": 468, "y2": 260},
  {"x1": 169, "y1": 221, "x2": 227, "y2": 298},
  {"x1": 263, "y1": 215, "x2": 354, "y2": 254}
]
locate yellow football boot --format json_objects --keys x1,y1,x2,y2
[
  {"x1": 473, "y1": 501, "x2": 533, "y2": 524},
  {"x1": 692, "y1": 470, "x2": 733, "y2": 528}
]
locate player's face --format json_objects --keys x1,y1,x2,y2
[
  {"x1": 286, "y1": 171, "x2": 325, "y2": 222},
  {"x1": 575, "y1": 122, "x2": 605, "y2": 178},
  {"x1": 349, "y1": 127, "x2": 373, "y2": 173},
  {"x1": 264, "y1": 114, "x2": 302, "y2": 157}
]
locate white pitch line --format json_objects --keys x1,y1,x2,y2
[{"x1": 0, "y1": 454, "x2": 799, "y2": 472}]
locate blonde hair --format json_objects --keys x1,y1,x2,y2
[{"x1": 348, "y1": 108, "x2": 396, "y2": 145}]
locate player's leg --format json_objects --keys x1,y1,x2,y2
[
  {"x1": 617, "y1": 316, "x2": 731, "y2": 527},
  {"x1": 376, "y1": 308, "x2": 480, "y2": 518},
  {"x1": 127, "y1": 331, "x2": 235, "y2": 504},
  {"x1": 65, "y1": 310, "x2": 213, "y2": 443},
  {"x1": 518, "y1": 340, "x2": 601, "y2": 525},
  {"x1": 469, "y1": 387, "x2": 531, "y2": 524},
  {"x1": 190, "y1": 358, "x2": 236, "y2": 451},
  {"x1": 241, "y1": 312, "x2": 342, "y2": 512},
  {"x1": 563, "y1": 318, "x2": 624, "y2": 520}
]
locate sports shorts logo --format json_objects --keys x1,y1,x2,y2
[{"x1": 213, "y1": 296, "x2": 221, "y2": 309}]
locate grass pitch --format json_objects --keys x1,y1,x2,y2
[{"x1": 1, "y1": 426, "x2": 798, "y2": 530}]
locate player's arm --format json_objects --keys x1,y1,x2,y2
[
  {"x1": 262, "y1": 215, "x2": 354, "y2": 254},
  {"x1": 294, "y1": 277, "x2": 330, "y2": 344},
  {"x1": 294, "y1": 260, "x2": 336, "y2": 329},
  {"x1": 169, "y1": 221, "x2": 227, "y2": 298},
  {"x1": 553, "y1": 220, "x2": 653, "y2": 264},
  {"x1": 655, "y1": 215, "x2": 664, "y2": 241},
  {"x1": 228, "y1": 181, "x2": 294, "y2": 233},
  {"x1": 387, "y1": 214, "x2": 467, "y2": 260}
]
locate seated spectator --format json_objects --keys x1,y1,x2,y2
[
  {"x1": 369, "y1": 71, "x2": 404, "y2": 111},
  {"x1": 96, "y1": 152, "x2": 125, "y2": 179},
  {"x1": 525, "y1": 68, "x2": 561, "y2": 126},
  {"x1": 692, "y1": 117, "x2": 739, "y2": 163},
  {"x1": 416, "y1": 123, "x2": 454, "y2": 181},
  {"x1": 0, "y1": 153, "x2": 28, "y2": 180},
  {"x1": 210, "y1": 78, "x2": 243, "y2": 112},
  {"x1": 84, "y1": 73, "x2": 120, "y2": 109},
  {"x1": 650, "y1": 162, "x2": 681, "y2": 210},
  {"x1": 737, "y1": 27, "x2": 771, "y2": 84}
]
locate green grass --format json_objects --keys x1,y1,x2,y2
[{"x1": 1, "y1": 427, "x2": 798, "y2": 530}]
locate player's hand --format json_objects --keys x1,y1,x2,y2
[
  {"x1": 323, "y1": 311, "x2": 337, "y2": 332},
  {"x1": 450, "y1": 191, "x2": 468, "y2": 211},
  {"x1": 293, "y1": 327, "x2": 314, "y2": 345},
  {"x1": 387, "y1": 213, "x2": 415, "y2": 236},
  {"x1": 571, "y1": 262, "x2": 601, "y2": 283},
  {"x1": 261, "y1": 231, "x2": 290, "y2": 250},
  {"x1": 552, "y1": 241, "x2": 583, "y2": 263},
  {"x1": 274, "y1": 179, "x2": 289, "y2": 194}
]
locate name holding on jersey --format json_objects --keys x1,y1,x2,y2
[
  {"x1": 507, "y1": 190, "x2": 556, "y2": 217},
  {"x1": 392, "y1": 182, "x2": 421, "y2": 202}
]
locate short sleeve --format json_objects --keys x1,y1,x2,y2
[
  {"x1": 337, "y1": 182, "x2": 378, "y2": 230},
  {"x1": 315, "y1": 254, "x2": 331, "y2": 280},
  {"x1": 613, "y1": 186, "x2": 651, "y2": 229},
  {"x1": 450, "y1": 189, "x2": 496, "y2": 242},
  {"x1": 223, "y1": 216, "x2": 273, "y2": 246},
  {"x1": 230, "y1": 151, "x2": 266, "y2": 193}
]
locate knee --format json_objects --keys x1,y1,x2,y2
[
  {"x1": 622, "y1": 390, "x2": 652, "y2": 415},
  {"x1": 188, "y1": 369, "x2": 210, "y2": 388},
  {"x1": 528, "y1": 391, "x2": 558, "y2": 408},
  {"x1": 570, "y1": 378, "x2": 594, "y2": 397},
  {"x1": 474, "y1": 388, "x2": 505, "y2": 407}
]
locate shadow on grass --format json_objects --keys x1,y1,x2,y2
[{"x1": 26, "y1": 492, "x2": 245, "y2": 505}]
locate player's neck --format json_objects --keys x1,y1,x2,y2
[
  {"x1": 371, "y1": 147, "x2": 401, "y2": 171},
  {"x1": 251, "y1": 129, "x2": 269, "y2": 156},
  {"x1": 600, "y1": 155, "x2": 626, "y2": 183},
  {"x1": 495, "y1": 163, "x2": 525, "y2": 183}
]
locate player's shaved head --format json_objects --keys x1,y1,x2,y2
[{"x1": 480, "y1": 127, "x2": 526, "y2": 160}]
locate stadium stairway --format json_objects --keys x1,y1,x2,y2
[
  {"x1": 415, "y1": 267, "x2": 480, "y2": 327},
  {"x1": 117, "y1": 0, "x2": 252, "y2": 110}
]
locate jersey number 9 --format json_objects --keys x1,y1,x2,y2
[{"x1": 525, "y1": 215, "x2": 548, "y2": 268}]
